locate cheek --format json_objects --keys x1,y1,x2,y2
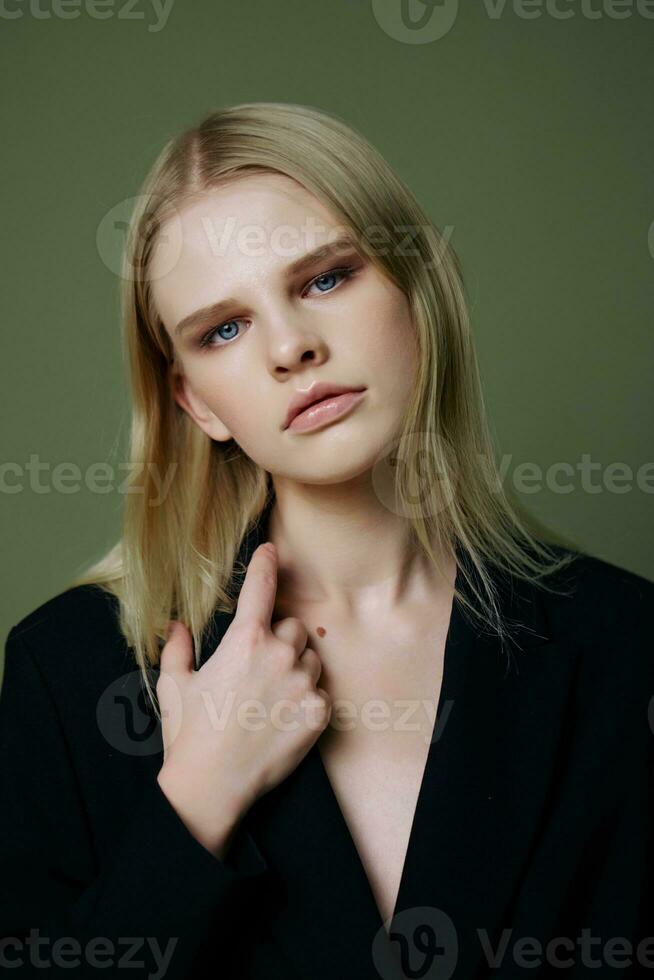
[
  {"x1": 360, "y1": 294, "x2": 418, "y2": 382},
  {"x1": 187, "y1": 366, "x2": 254, "y2": 435}
]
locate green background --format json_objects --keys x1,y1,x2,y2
[{"x1": 2, "y1": 0, "x2": 653, "y2": 668}]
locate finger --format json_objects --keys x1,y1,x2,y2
[
  {"x1": 316, "y1": 687, "x2": 332, "y2": 712},
  {"x1": 233, "y1": 542, "x2": 278, "y2": 631},
  {"x1": 297, "y1": 647, "x2": 323, "y2": 686},
  {"x1": 159, "y1": 621, "x2": 194, "y2": 677},
  {"x1": 270, "y1": 616, "x2": 309, "y2": 654}
]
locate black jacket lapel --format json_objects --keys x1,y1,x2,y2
[
  {"x1": 199, "y1": 501, "x2": 396, "y2": 979},
  {"x1": 199, "y1": 505, "x2": 581, "y2": 980},
  {"x1": 390, "y1": 564, "x2": 581, "y2": 980}
]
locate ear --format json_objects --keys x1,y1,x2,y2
[{"x1": 169, "y1": 365, "x2": 233, "y2": 443}]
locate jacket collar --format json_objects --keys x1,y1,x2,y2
[{"x1": 199, "y1": 499, "x2": 579, "y2": 980}]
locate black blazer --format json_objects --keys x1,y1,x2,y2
[{"x1": 1, "y1": 512, "x2": 653, "y2": 980}]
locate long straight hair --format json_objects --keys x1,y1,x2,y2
[{"x1": 69, "y1": 102, "x2": 578, "y2": 720}]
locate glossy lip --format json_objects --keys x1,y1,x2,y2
[
  {"x1": 283, "y1": 382, "x2": 367, "y2": 430},
  {"x1": 286, "y1": 389, "x2": 367, "y2": 433}
]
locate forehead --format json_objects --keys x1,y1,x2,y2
[
  {"x1": 149, "y1": 174, "x2": 345, "y2": 280},
  {"x1": 149, "y1": 173, "x2": 350, "y2": 330}
]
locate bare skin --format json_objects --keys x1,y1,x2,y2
[{"x1": 271, "y1": 555, "x2": 457, "y2": 924}]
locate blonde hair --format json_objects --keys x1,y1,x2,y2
[{"x1": 69, "y1": 102, "x2": 579, "y2": 720}]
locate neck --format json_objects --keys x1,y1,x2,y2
[{"x1": 266, "y1": 474, "x2": 456, "y2": 622}]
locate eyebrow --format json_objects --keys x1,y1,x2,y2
[{"x1": 172, "y1": 235, "x2": 360, "y2": 338}]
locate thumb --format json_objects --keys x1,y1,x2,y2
[{"x1": 160, "y1": 620, "x2": 194, "y2": 677}]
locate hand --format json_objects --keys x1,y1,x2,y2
[{"x1": 156, "y1": 542, "x2": 331, "y2": 857}]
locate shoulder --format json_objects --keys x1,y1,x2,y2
[
  {"x1": 537, "y1": 544, "x2": 654, "y2": 637},
  {"x1": 529, "y1": 545, "x2": 654, "y2": 709},
  {"x1": 7, "y1": 583, "x2": 121, "y2": 644},
  {"x1": 3, "y1": 583, "x2": 134, "y2": 699},
  {"x1": 1, "y1": 586, "x2": 166, "y2": 864}
]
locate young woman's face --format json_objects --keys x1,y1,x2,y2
[{"x1": 150, "y1": 174, "x2": 419, "y2": 484}]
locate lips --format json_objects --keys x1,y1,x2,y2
[
  {"x1": 283, "y1": 382, "x2": 367, "y2": 430},
  {"x1": 287, "y1": 390, "x2": 367, "y2": 433}
]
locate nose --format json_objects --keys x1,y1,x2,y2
[{"x1": 265, "y1": 317, "x2": 329, "y2": 377}]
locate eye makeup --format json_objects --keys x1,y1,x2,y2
[{"x1": 195, "y1": 263, "x2": 360, "y2": 351}]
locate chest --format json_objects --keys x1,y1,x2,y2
[{"x1": 309, "y1": 612, "x2": 451, "y2": 926}]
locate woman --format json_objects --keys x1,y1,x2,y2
[{"x1": 1, "y1": 103, "x2": 652, "y2": 980}]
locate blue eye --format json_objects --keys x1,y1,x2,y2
[
  {"x1": 306, "y1": 267, "x2": 354, "y2": 296},
  {"x1": 216, "y1": 321, "x2": 239, "y2": 342},
  {"x1": 197, "y1": 265, "x2": 356, "y2": 350},
  {"x1": 311, "y1": 271, "x2": 340, "y2": 293},
  {"x1": 198, "y1": 319, "x2": 243, "y2": 350}
]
